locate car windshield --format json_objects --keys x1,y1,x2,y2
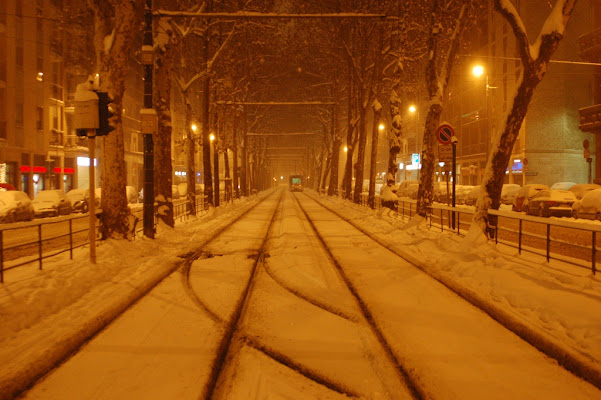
[{"x1": 35, "y1": 191, "x2": 59, "y2": 202}]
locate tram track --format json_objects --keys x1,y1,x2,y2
[
  {"x1": 300, "y1": 191, "x2": 601, "y2": 394},
  {"x1": 18, "y1": 188, "x2": 601, "y2": 399}
]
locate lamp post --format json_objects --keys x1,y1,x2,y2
[
  {"x1": 409, "y1": 105, "x2": 420, "y2": 180},
  {"x1": 472, "y1": 64, "x2": 496, "y2": 184}
]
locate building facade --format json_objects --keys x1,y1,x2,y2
[
  {"x1": 0, "y1": 0, "x2": 146, "y2": 199},
  {"x1": 440, "y1": 0, "x2": 597, "y2": 188}
]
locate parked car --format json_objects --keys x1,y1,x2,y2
[
  {"x1": 397, "y1": 180, "x2": 418, "y2": 198},
  {"x1": 572, "y1": 189, "x2": 601, "y2": 220},
  {"x1": 433, "y1": 182, "x2": 451, "y2": 203},
  {"x1": 0, "y1": 183, "x2": 16, "y2": 191},
  {"x1": 512, "y1": 184, "x2": 549, "y2": 212},
  {"x1": 66, "y1": 189, "x2": 89, "y2": 213},
  {"x1": 405, "y1": 183, "x2": 420, "y2": 199},
  {"x1": 550, "y1": 181, "x2": 577, "y2": 190},
  {"x1": 465, "y1": 185, "x2": 481, "y2": 206},
  {"x1": 455, "y1": 185, "x2": 475, "y2": 205},
  {"x1": 525, "y1": 189, "x2": 576, "y2": 217},
  {"x1": 0, "y1": 191, "x2": 35, "y2": 223},
  {"x1": 569, "y1": 183, "x2": 601, "y2": 200},
  {"x1": 32, "y1": 190, "x2": 72, "y2": 217},
  {"x1": 501, "y1": 184, "x2": 521, "y2": 205}
]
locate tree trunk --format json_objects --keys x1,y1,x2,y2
[
  {"x1": 343, "y1": 70, "x2": 354, "y2": 200},
  {"x1": 185, "y1": 103, "x2": 196, "y2": 216},
  {"x1": 416, "y1": 104, "x2": 443, "y2": 217},
  {"x1": 154, "y1": 41, "x2": 175, "y2": 228},
  {"x1": 232, "y1": 114, "x2": 239, "y2": 199},
  {"x1": 472, "y1": 0, "x2": 577, "y2": 238},
  {"x1": 201, "y1": 57, "x2": 213, "y2": 206},
  {"x1": 90, "y1": 0, "x2": 143, "y2": 239},
  {"x1": 387, "y1": 86, "x2": 403, "y2": 180},
  {"x1": 241, "y1": 108, "x2": 248, "y2": 196},
  {"x1": 328, "y1": 101, "x2": 340, "y2": 196},
  {"x1": 224, "y1": 148, "x2": 231, "y2": 202},
  {"x1": 213, "y1": 141, "x2": 220, "y2": 207},
  {"x1": 352, "y1": 103, "x2": 367, "y2": 204},
  {"x1": 368, "y1": 102, "x2": 382, "y2": 209}
]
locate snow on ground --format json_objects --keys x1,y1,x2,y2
[{"x1": 1, "y1": 188, "x2": 601, "y2": 398}]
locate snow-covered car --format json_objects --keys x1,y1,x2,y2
[
  {"x1": 455, "y1": 185, "x2": 475, "y2": 205},
  {"x1": 464, "y1": 185, "x2": 481, "y2": 206},
  {"x1": 572, "y1": 189, "x2": 601, "y2": 220},
  {"x1": 0, "y1": 183, "x2": 17, "y2": 191},
  {"x1": 550, "y1": 181, "x2": 576, "y2": 191},
  {"x1": 397, "y1": 180, "x2": 418, "y2": 198},
  {"x1": 501, "y1": 184, "x2": 521, "y2": 205},
  {"x1": 32, "y1": 190, "x2": 72, "y2": 218},
  {"x1": 126, "y1": 186, "x2": 138, "y2": 204},
  {"x1": 512, "y1": 184, "x2": 549, "y2": 212},
  {"x1": 0, "y1": 190, "x2": 34, "y2": 223},
  {"x1": 66, "y1": 189, "x2": 89, "y2": 213},
  {"x1": 569, "y1": 183, "x2": 601, "y2": 200},
  {"x1": 525, "y1": 189, "x2": 576, "y2": 218},
  {"x1": 404, "y1": 183, "x2": 419, "y2": 199},
  {"x1": 433, "y1": 182, "x2": 451, "y2": 203}
]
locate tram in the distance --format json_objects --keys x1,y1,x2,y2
[{"x1": 289, "y1": 174, "x2": 303, "y2": 192}]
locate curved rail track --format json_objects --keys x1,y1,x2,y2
[{"x1": 20, "y1": 188, "x2": 601, "y2": 399}]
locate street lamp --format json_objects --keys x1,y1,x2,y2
[
  {"x1": 409, "y1": 105, "x2": 420, "y2": 180},
  {"x1": 343, "y1": 146, "x2": 348, "y2": 152},
  {"x1": 472, "y1": 64, "x2": 497, "y2": 184},
  {"x1": 378, "y1": 123, "x2": 385, "y2": 132}
]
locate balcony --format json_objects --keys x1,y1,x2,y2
[
  {"x1": 579, "y1": 104, "x2": 601, "y2": 133},
  {"x1": 579, "y1": 27, "x2": 601, "y2": 62},
  {"x1": 49, "y1": 129, "x2": 64, "y2": 147}
]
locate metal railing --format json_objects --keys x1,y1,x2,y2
[
  {"x1": 328, "y1": 191, "x2": 601, "y2": 275},
  {"x1": 0, "y1": 212, "x2": 101, "y2": 283}
]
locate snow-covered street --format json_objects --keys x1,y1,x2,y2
[{"x1": 1, "y1": 188, "x2": 600, "y2": 399}]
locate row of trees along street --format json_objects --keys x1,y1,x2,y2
[{"x1": 84, "y1": 0, "x2": 577, "y2": 242}]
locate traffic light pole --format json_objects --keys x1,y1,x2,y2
[
  {"x1": 88, "y1": 131, "x2": 96, "y2": 263},
  {"x1": 143, "y1": 0, "x2": 155, "y2": 239}
]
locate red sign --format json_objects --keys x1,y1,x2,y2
[
  {"x1": 64, "y1": 168, "x2": 75, "y2": 174},
  {"x1": 436, "y1": 124, "x2": 454, "y2": 145},
  {"x1": 54, "y1": 167, "x2": 62, "y2": 173},
  {"x1": 20, "y1": 166, "x2": 31, "y2": 172},
  {"x1": 32, "y1": 166, "x2": 47, "y2": 173}
]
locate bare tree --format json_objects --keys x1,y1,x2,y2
[
  {"x1": 415, "y1": 0, "x2": 473, "y2": 218},
  {"x1": 88, "y1": 0, "x2": 144, "y2": 239},
  {"x1": 471, "y1": 0, "x2": 578, "y2": 239}
]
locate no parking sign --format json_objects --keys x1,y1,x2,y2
[{"x1": 436, "y1": 124, "x2": 454, "y2": 145}]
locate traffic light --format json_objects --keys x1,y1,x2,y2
[{"x1": 96, "y1": 91, "x2": 115, "y2": 136}]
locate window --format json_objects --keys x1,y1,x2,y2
[
  {"x1": 16, "y1": 46, "x2": 23, "y2": 68},
  {"x1": 37, "y1": 107, "x2": 44, "y2": 130},
  {"x1": 16, "y1": 103, "x2": 24, "y2": 127}
]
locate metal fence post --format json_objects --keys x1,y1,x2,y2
[
  {"x1": 456, "y1": 210, "x2": 460, "y2": 235},
  {"x1": 546, "y1": 224, "x2": 551, "y2": 263},
  {"x1": 38, "y1": 224, "x2": 43, "y2": 270},
  {"x1": 0, "y1": 230, "x2": 3, "y2": 283},
  {"x1": 518, "y1": 219, "x2": 523, "y2": 255},
  {"x1": 593, "y1": 231, "x2": 596, "y2": 275},
  {"x1": 69, "y1": 219, "x2": 73, "y2": 259}
]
